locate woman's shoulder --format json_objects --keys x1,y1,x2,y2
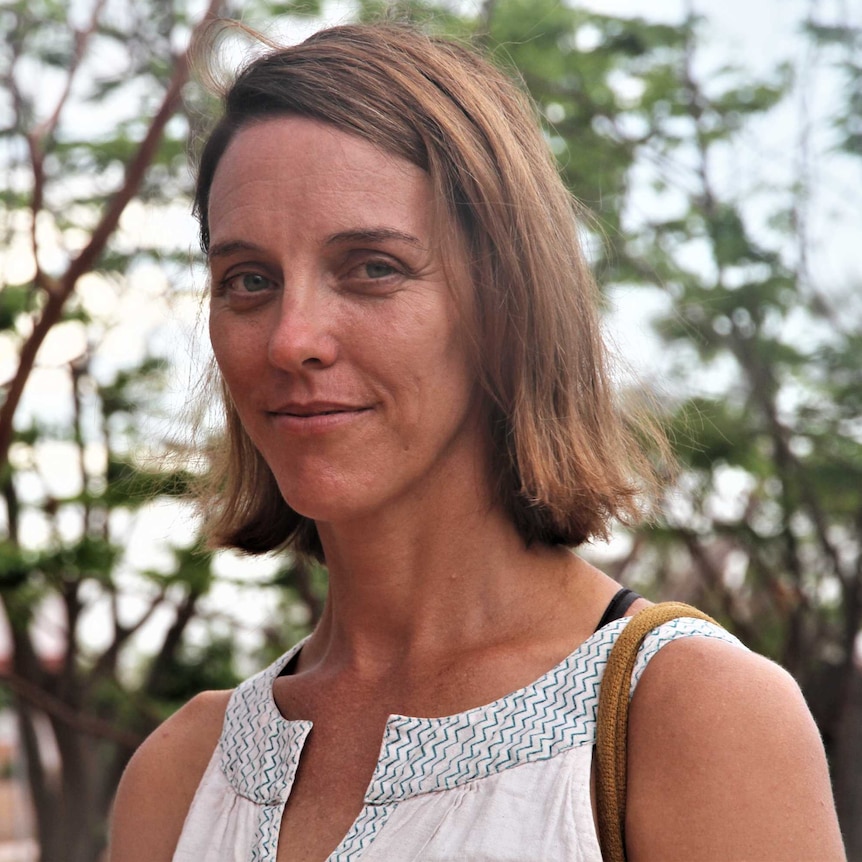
[
  {"x1": 629, "y1": 629, "x2": 799, "y2": 729},
  {"x1": 628, "y1": 631, "x2": 811, "y2": 750},
  {"x1": 133, "y1": 687, "x2": 233, "y2": 772},
  {"x1": 625, "y1": 634, "x2": 845, "y2": 860},
  {"x1": 108, "y1": 689, "x2": 233, "y2": 862}
]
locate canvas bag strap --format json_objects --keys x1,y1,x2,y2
[{"x1": 595, "y1": 602, "x2": 719, "y2": 862}]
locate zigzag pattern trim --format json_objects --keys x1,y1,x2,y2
[
  {"x1": 219, "y1": 639, "x2": 312, "y2": 805},
  {"x1": 328, "y1": 803, "x2": 396, "y2": 860},
  {"x1": 217, "y1": 618, "x2": 742, "y2": 823},
  {"x1": 366, "y1": 618, "x2": 740, "y2": 802},
  {"x1": 252, "y1": 804, "x2": 284, "y2": 862}
]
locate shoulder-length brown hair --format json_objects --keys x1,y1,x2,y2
[{"x1": 192, "y1": 21, "x2": 667, "y2": 559}]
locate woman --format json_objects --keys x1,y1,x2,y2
[{"x1": 109, "y1": 22, "x2": 845, "y2": 862}]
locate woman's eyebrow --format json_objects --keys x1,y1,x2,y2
[
  {"x1": 207, "y1": 230, "x2": 426, "y2": 261},
  {"x1": 207, "y1": 239, "x2": 266, "y2": 261},
  {"x1": 325, "y1": 228, "x2": 425, "y2": 249}
]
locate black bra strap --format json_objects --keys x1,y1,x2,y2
[{"x1": 594, "y1": 587, "x2": 640, "y2": 633}]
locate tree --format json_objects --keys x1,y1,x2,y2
[
  {"x1": 468, "y1": 0, "x2": 861, "y2": 847},
  {"x1": 599, "y1": 14, "x2": 862, "y2": 852}
]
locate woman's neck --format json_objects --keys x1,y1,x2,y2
[{"x1": 298, "y1": 501, "x2": 596, "y2": 683}]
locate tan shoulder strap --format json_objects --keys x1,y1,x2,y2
[{"x1": 595, "y1": 602, "x2": 719, "y2": 862}]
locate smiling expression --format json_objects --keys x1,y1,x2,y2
[{"x1": 207, "y1": 117, "x2": 488, "y2": 530}]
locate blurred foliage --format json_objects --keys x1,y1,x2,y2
[{"x1": 468, "y1": 0, "x2": 860, "y2": 843}]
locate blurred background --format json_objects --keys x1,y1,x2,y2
[{"x1": 1, "y1": 0, "x2": 860, "y2": 859}]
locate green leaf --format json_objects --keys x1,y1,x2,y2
[{"x1": 0, "y1": 285, "x2": 36, "y2": 331}]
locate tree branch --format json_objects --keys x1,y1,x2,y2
[
  {"x1": 144, "y1": 587, "x2": 203, "y2": 694},
  {"x1": 0, "y1": 0, "x2": 223, "y2": 471},
  {"x1": 731, "y1": 324, "x2": 847, "y2": 586},
  {"x1": 14, "y1": 699, "x2": 58, "y2": 860},
  {"x1": 88, "y1": 586, "x2": 168, "y2": 685},
  {"x1": 30, "y1": 0, "x2": 109, "y2": 146},
  {"x1": 2, "y1": 670, "x2": 142, "y2": 749},
  {"x1": 474, "y1": 0, "x2": 499, "y2": 41},
  {"x1": 679, "y1": 529, "x2": 761, "y2": 646},
  {"x1": 4, "y1": 38, "x2": 49, "y2": 294}
]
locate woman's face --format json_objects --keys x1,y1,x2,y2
[{"x1": 207, "y1": 116, "x2": 485, "y2": 528}]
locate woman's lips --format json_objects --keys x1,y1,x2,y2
[{"x1": 266, "y1": 402, "x2": 373, "y2": 433}]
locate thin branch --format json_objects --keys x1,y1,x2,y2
[
  {"x1": 599, "y1": 533, "x2": 646, "y2": 585},
  {"x1": 88, "y1": 586, "x2": 168, "y2": 684},
  {"x1": 474, "y1": 0, "x2": 499, "y2": 42},
  {"x1": 677, "y1": 26, "x2": 848, "y2": 596},
  {"x1": 14, "y1": 700, "x2": 57, "y2": 859},
  {"x1": 4, "y1": 40, "x2": 48, "y2": 294},
  {"x1": 1, "y1": 475, "x2": 20, "y2": 546},
  {"x1": 679, "y1": 530, "x2": 761, "y2": 646},
  {"x1": 143, "y1": 586, "x2": 206, "y2": 702},
  {"x1": 792, "y1": 0, "x2": 817, "y2": 297},
  {"x1": 2, "y1": 670, "x2": 142, "y2": 749},
  {"x1": 0, "y1": 0, "x2": 223, "y2": 471},
  {"x1": 730, "y1": 324, "x2": 847, "y2": 586},
  {"x1": 29, "y1": 0, "x2": 109, "y2": 146},
  {"x1": 58, "y1": 580, "x2": 83, "y2": 702},
  {"x1": 8, "y1": 0, "x2": 106, "y2": 298},
  {"x1": 788, "y1": 0, "x2": 850, "y2": 333},
  {"x1": 0, "y1": 287, "x2": 65, "y2": 458}
]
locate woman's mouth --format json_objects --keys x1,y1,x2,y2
[{"x1": 267, "y1": 402, "x2": 373, "y2": 433}]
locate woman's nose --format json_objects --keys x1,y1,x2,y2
[{"x1": 267, "y1": 288, "x2": 338, "y2": 371}]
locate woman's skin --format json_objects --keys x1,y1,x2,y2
[{"x1": 109, "y1": 117, "x2": 846, "y2": 862}]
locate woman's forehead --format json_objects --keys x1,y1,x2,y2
[{"x1": 207, "y1": 117, "x2": 435, "y2": 245}]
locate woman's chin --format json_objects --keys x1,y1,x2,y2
[{"x1": 278, "y1": 484, "x2": 375, "y2": 528}]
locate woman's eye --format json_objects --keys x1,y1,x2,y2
[
  {"x1": 346, "y1": 258, "x2": 406, "y2": 287},
  {"x1": 222, "y1": 272, "x2": 275, "y2": 293},
  {"x1": 362, "y1": 261, "x2": 397, "y2": 279},
  {"x1": 343, "y1": 257, "x2": 409, "y2": 296}
]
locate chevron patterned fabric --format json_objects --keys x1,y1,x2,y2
[{"x1": 172, "y1": 617, "x2": 743, "y2": 861}]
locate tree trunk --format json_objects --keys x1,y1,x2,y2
[{"x1": 833, "y1": 664, "x2": 862, "y2": 860}]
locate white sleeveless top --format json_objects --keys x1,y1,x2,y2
[{"x1": 173, "y1": 617, "x2": 742, "y2": 861}]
